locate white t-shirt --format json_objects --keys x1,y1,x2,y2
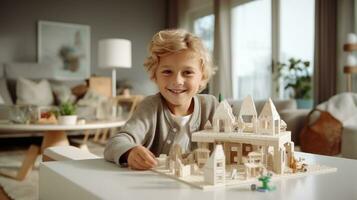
[
  {"x1": 0, "y1": 94, "x2": 4, "y2": 104},
  {"x1": 169, "y1": 112, "x2": 192, "y2": 153}
]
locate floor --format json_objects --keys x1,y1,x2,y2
[
  {"x1": 0, "y1": 186, "x2": 10, "y2": 200},
  {"x1": 0, "y1": 135, "x2": 105, "y2": 200}
]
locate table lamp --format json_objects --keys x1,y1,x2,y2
[{"x1": 98, "y1": 38, "x2": 132, "y2": 97}]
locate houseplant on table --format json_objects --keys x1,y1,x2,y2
[
  {"x1": 57, "y1": 102, "x2": 77, "y2": 125},
  {"x1": 277, "y1": 58, "x2": 313, "y2": 108}
]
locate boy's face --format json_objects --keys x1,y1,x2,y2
[{"x1": 155, "y1": 50, "x2": 204, "y2": 113}]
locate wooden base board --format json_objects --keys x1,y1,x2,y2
[{"x1": 152, "y1": 164, "x2": 337, "y2": 190}]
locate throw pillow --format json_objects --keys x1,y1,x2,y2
[
  {"x1": 77, "y1": 89, "x2": 108, "y2": 107},
  {"x1": 51, "y1": 83, "x2": 76, "y2": 105},
  {"x1": 16, "y1": 78, "x2": 54, "y2": 106},
  {"x1": 0, "y1": 78, "x2": 13, "y2": 105}
]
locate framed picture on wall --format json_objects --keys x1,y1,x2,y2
[{"x1": 38, "y1": 20, "x2": 91, "y2": 80}]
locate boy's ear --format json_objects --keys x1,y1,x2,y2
[
  {"x1": 151, "y1": 76, "x2": 157, "y2": 83},
  {"x1": 199, "y1": 79, "x2": 206, "y2": 91}
]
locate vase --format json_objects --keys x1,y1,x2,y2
[
  {"x1": 296, "y1": 99, "x2": 313, "y2": 109},
  {"x1": 58, "y1": 115, "x2": 78, "y2": 125}
]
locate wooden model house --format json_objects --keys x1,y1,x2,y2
[{"x1": 203, "y1": 144, "x2": 226, "y2": 185}]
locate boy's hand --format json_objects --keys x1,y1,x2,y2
[{"x1": 127, "y1": 145, "x2": 158, "y2": 170}]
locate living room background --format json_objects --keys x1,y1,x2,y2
[{"x1": 0, "y1": 0, "x2": 167, "y2": 95}]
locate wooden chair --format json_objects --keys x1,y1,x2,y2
[
  {"x1": 114, "y1": 95, "x2": 144, "y2": 119},
  {"x1": 74, "y1": 76, "x2": 112, "y2": 146},
  {"x1": 88, "y1": 76, "x2": 112, "y2": 98},
  {"x1": 92, "y1": 95, "x2": 144, "y2": 145}
]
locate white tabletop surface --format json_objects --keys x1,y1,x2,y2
[
  {"x1": 0, "y1": 120, "x2": 125, "y2": 131},
  {"x1": 39, "y1": 152, "x2": 357, "y2": 200}
]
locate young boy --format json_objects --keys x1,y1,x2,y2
[{"x1": 104, "y1": 29, "x2": 218, "y2": 170}]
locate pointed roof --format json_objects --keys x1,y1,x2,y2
[
  {"x1": 213, "y1": 100, "x2": 235, "y2": 122},
  {"x1": 258, "y1": 98, "x2": 280, "y2": 120},
  {"x1": 204, "y1": 120, "x2": 212, "y2": 129},
  {"x1": 239, "y1": 95, "x2": 257, "y2": 116},
  {"x1": 204, "y1": 144, "x2": 225, "y2": 168}
]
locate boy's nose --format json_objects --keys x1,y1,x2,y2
[{"x1": 173, "y1": 73, "x2": 184, "y2": 85}]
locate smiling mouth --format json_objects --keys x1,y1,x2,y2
[{"x1": 167, "y1": 88, "x2": 187, "y2": 94}]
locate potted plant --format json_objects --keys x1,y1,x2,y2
[
  {"x1": 277, "y1": 58, "x2": 313, "y2": 108},
  {"x1": 57, "y1": 102, "x2": 77, "y2": 125}
]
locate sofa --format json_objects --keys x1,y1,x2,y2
[
  {"x1": 228, "y1": 98, "x2": 310, "y2": 145},
  {"x1": 0, "y1": 63, "x2": 98, "y2": 137}
]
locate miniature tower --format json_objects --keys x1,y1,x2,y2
[
  {"x1": 203, "y1": 144, "x2": 226, "y2": 185},
  {"x1": 238, "y1": 96, "x2": 258, "y2": 133},
  {"x1": 258, "y1": 98, "x2": 281, "y2": 135},
  {"x1": 212, "y1": 100, "x2": 235, "y2": 132}
]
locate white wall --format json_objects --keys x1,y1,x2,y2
[{"x1": 0, "y1": 0, "x2": 166, "y2": 95}]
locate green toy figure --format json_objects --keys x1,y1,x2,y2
[
  {"x1": 218, "y1": 93, "x2": 223, "y2": 102},
  {"x1": 251, "y1": 173, "x2": 276, "y2": 192}
]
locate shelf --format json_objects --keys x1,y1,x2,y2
[
  {"x1": 343, "y1": 44, "x2": 357, "y2": 51},
  {"x1": 344, "y1": 66, "x2": 357, "y2": 74}
]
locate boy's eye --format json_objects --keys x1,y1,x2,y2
[
  {"x1": 183, "y1": 70, "x2": 195, "y2": 76},
  {"x1": 161, "y1": 70, "x2": 172, "y2": 75}
]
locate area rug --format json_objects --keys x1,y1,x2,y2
[{"x1": 0, "y1": 142, "x2": 105, "y2": 200}]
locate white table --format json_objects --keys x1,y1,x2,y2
[
  {"x1": 39, "y1": 152, "x2": 357, "y2": 200},
  {"x1": 0, "y1": 120, "x2": 125, "y2": 181}
]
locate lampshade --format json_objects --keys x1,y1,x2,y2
[{"x1": 98, "y1": 39, "x2": 132, "y2": 69}]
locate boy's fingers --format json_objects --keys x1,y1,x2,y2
[
  {"x1": 134, "y1": 156, "x2": 152, "y2": 169},
  {"x1": 148, "y1": 150, "x2": 156, "y2": 158},
  {"x1": 131, "y1": 158, "x2": 149, "y2": 170},
  {"x1": 138, "y1": 151, "x2": 157, "y2": 166}
]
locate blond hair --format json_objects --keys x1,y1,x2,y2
[{"x1": 144, "y1": 29, "x2": 216, "y2": 91}]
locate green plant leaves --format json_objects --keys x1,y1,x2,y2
[
  {"x1": 59, "y1": 102, "x2": 76, "y2": 116},
  {"x1": 276, "y1": 57, "x2": 312, "y2": 99}
]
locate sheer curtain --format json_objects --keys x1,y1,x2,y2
[
  {"x1": 211, "y1": 0, "x2": 233, "y2": 99},
  {"x1": 231, "y1": 0, "x2": 272, "y2": 100}
]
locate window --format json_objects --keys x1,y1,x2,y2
[
  {"x1": 231, "y1": 0, "x2": 315, "y2": 100},
  {"x1": 193, "y1": 14, "x2": 215, "y2": 52},
  {"x1": 185, "y1": 0, "x2": 315, "y2": 99},
  {"x1": 231, "y1": 0, "x2": 272, "y2": 100},
  {"x1": 279, "y1": 0, "x2": 315, "y2": 99},
  {"x1": 192, "y1": 14, "x2": 215, "y2": 94}
]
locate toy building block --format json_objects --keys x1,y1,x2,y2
[
  {"x1": 190, "y1": 163, "x2": 200, "y2": 175},
  {"x1": 212, "y1": 100, "x2": 235, "y2": 132},
  {"x1": 238, "y1": 96, "x2": 258, "y2": 133},
  {"x1": 193, "y1": 148, "x2": 210, "y2": 168},
  {"x1": 175, "y1": 158, "x2": 191, "y2": 177},
  {"x1": 169, "y1": 144, "x2": 183, "y2": 161},
  {"x1": 230, "y1": 168, "x2": 238, "y2": 179},
  {"x1": 203, "y1": 144, "x2": 226, "y2": 185},
  {"x1": 204, "y1": 120, "x2": 212, "y2": 130},
  {"x1": 157, "y1": 154, "x2": 167, "y2": 167},
  {"x1": 150, "y1": 95, "x2": 337, "y2": 190},
  {"x1": 280, "y1": 120, "x2": 287, "y2": 131},
  {"x1": 258, "y1": 98, "x2": 281, "y2": 135},
  {"x1": 235, "y1": 116, "x2": 245, "y2": 133}
]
